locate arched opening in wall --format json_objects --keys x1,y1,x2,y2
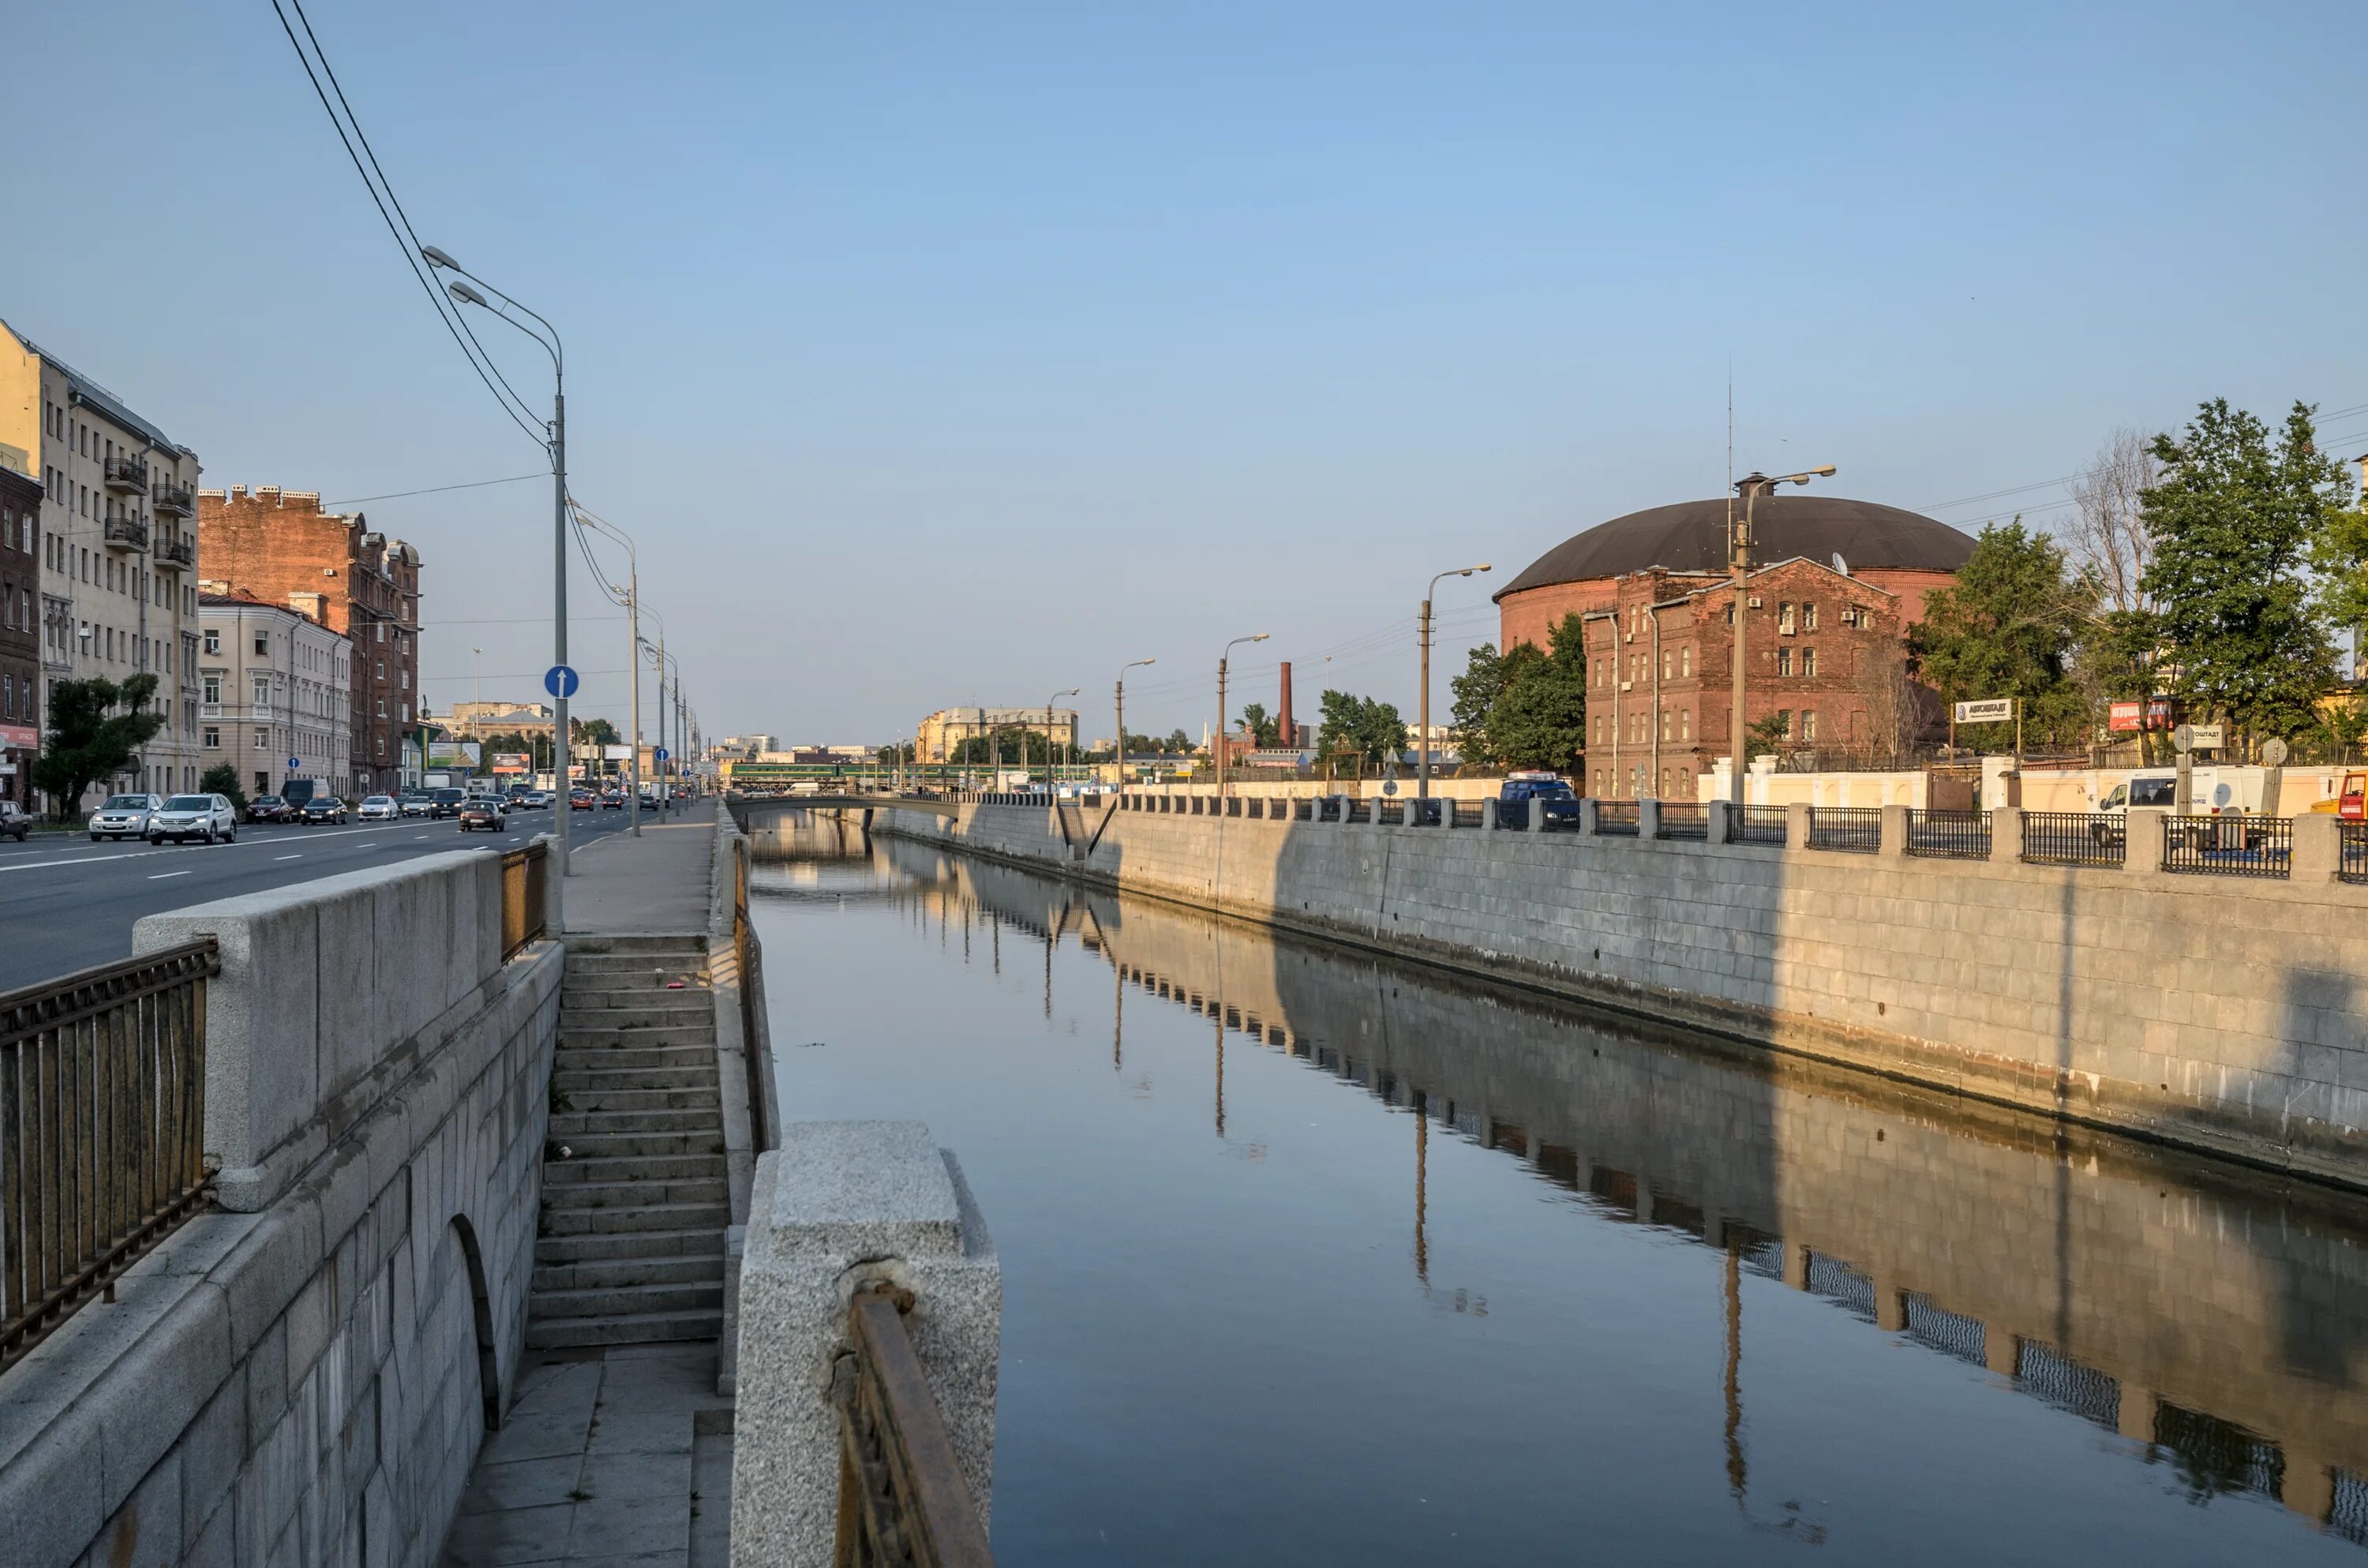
[{"x1": 448, "y1": 1215, "x2": 503, "y2": 1431}]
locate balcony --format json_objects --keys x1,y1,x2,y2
[
  {"x1": 154, "y1": 533, "x2": 194, "y2": 571},
  {"x1": 103, "y1": 515, "x2": 149, "y2": 552},
  {"x1": 152, "y1": 481, "x2": 195, "y2": 516},
  {"x1": 102, "y1": 455, "x2": 148, "y2": 493}
]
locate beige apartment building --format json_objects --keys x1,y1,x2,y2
[
  {"x1": 197, "y1": 592, "x2": 353, "y2": 800},
  {"x1": 916, "y1": 705, "x2": 1079, "y2": 763},
  {"x1": 0, "y1": 321, "x2": 204, "y2": 804}
]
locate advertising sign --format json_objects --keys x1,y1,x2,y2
[
  {"x1": 491, "y1": 752, "x2": 530, "y2": 775},
  {"x1": 602, "y1": 745, "x2": 634, "y2": 762},
  {"x1": 427, "y1": 741, "x2": 481, "y2": 769},
  {"x1": 0, "y1": 723, "x2": 36, "y2": 750},
  {"x1": 1954, "y1": 698, "x2": 2015, "y2": 724},
  {"x1": 2108, "y1": 701, "x2": 2144, "y2": 732}
]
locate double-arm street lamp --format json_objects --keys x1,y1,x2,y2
[
  {"x1": 1046, "y1": 688, "x2": 1079, "y2": 782},
  {"x1": 1216, "y1": 634, "x2": 1268, "y2": 799},
  {"x1": 571, "y1": 503, "x2": 646, "y2": 836},
  {"x1": 423, "y1": 245, "x2": 572, "y2": 922},
  {"x1": 1418, "y1": 563, "x2": 1491, "y2": 799},
  {"x1": 1727, "y1": 466, "x2": 1837, "y2": 805},
  {"x1": 1113, "y1": 658, "x2": 1155, "y2": 792}
]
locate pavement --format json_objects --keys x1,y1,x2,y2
[
  {"x1": 0, "y1": 799, "x2": 672, "y2": 994},
  {"x1": 561, "y1": 799, "x2": 718, "y2": 934},
  {"x1": 438, "y1": 1344, "x2": 735, "y2": 1568}
]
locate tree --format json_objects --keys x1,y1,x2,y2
[
  {"x1": 1236, "y1": 703, "x2": 1281, "y2": 748},
  {"x1": 2139, "y1": 399, "x2": 2344, "y2": 744},
  {"x1": 951, "y1": 728, "x2": 1052, "y2": 765},
  {"x1": 32, "y1": 674, "x2": 167, "y2": 820},
  {"x1": 1486, "y1": 612, "x2": 1589, "y2": 771},
  {"x1": 1315, "y1": 689, "x2": 1405, "y2": 767},
  {"x1": 1448, "y1": 642, "x2": 1507, "y2": 769},
  {"x1": 575, "y1": 717, "x2": 621, "y2": 749},
  {"x1": 1745, "y1": 713, "x2": 1790, "y2": 762},
  {"x1": 1909, "y1": 520, "x2": 2095, "y2": 750},
  {"x1": 2311, "y1": 428, "x2": 2368, "y2": 643},
  {"x1": 199, "y1": 763, "x2": 248, "y2": 815}
]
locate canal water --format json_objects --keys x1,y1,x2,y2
[{"x1": 752, "y1": 822, "x2": 2368, "y2": 1566}]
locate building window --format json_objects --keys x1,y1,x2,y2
[
  {"x1": 1777, "y1": 647, "x2": 1793, "y2": 677},
  {"x1": 202, "y1": 675, "x2": 220, "y2": 705},
  {"x1": 1802, "y1": 647, "x2": 1817, "y2": 679},
  {"x1": 1801, "y1": 709, "x2": 1818, "y2": 743},
  {"x1": 1661, "y1": 709, "x2": 1673, "y2": 742},
  {"x1": 203, "y1": 726, "x2": 219, "y2": 749},
  {"x1": 1775, "y1": 710, "x2": 1793, "y2": 741},
  {"x1": 1680, "y1": 709, "x2": 1692, "y2": 742},
  {"x1": 1778, "y1": 602, "x2": 1797, "y2": 635},
  {"x1": 252, "y1": 675, "x2": 270, "y2": 706},
  {"x1": 1680, "y1": 646, "x2": 1692, "y2": 679},
  {"x1": 253, "y1": 632, "x2": 268, "y2": 657},
  {"x1": 1803, "y1": 602, "x2": 1818, "y2": 631},
  {"x1": 1662, "y1": 649, "x2": 1673, "y2": 681},
  {"x1": 253, "y1": 728, "x2": 269, "y2": 751}
]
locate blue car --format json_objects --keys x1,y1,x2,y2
[{"x1": 1500, "y1": 771, "x2": 1581, "y2": 825}]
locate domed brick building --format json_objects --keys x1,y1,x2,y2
[{"x1": 1493, "y1": 496, "x2": 1976, "y2": 799}]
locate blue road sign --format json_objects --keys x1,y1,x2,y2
[
  {"x1": 654, "y1": 747, "x2": 669, "y2": 763},
  {"x1": 544, "y1": 664, "x2": 579, "y2": 700},
  {"x1": 287, "y1": 756, "x2": 302, "y2": 771}
]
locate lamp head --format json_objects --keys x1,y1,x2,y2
[
  {"x1": 1251, "y1": 633, "x2": 1270, "y2": 642},
  {"x1": 420, "y1": 245, "x2": 459, "y2": 271},
  {"x1": 447, "y1": 280, "x2": 489, "y2": 308}
]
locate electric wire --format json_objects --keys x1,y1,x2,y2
[{"x1": 322, "y1": 473, "x2": 544, "y2": 507}]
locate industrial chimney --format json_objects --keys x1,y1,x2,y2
[{"x1": 1277, "y1": 662, "x2": 1295, "y2": 750}]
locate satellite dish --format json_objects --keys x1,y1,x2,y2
[
  {"x1": 2262, "y1": 737, "x2": 2288, "y2": 767},
  {"x1": 1832, "y1": 552, "x2": 1850, "y2": 575}
]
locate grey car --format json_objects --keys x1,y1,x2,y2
[
  {"x1": 0, "y1": 801, "x2": 31, "y2": 842},
  {"x1": 88, "y1": 792, "x2": 164, "y2": 841},
  {"x1": 149, "y1": 794, "x2": 239, "y2": 844}
]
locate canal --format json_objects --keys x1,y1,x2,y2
[{"x1": 751, "y1": 820, "x2": 2368, "y2": 1565}]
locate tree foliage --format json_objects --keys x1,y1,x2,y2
[
  {"x1": 2138, "y1": 399, "x2": 2343, "y2": 740},
  {"x1": 1315, "y1": 689, "x2": 1405, "y2": 767},
  {"x1": 574, "y1": 717, "x2": 622, "y2": 749},
  {"x1": 1908, "y1": 521, "x2": 2095, "y2": 749},
  {"x1": 199, "y1": 763, "x2": 248, "y2": 815},
  {"x1": 1235, "y1": 702, "x2": 1281, "y2": 748},
  {"x1": 33, "y1": 675, "x2": 167, "y2": 820},
  {"x1": 1448, "y1": 612, "x2": 1588, "y2": 772}
]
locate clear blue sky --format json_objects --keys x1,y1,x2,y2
[{"x1": 6, "y1": 2, "x2": 2362, "y2": 746}]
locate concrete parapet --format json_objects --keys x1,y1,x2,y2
[
  {"x1": 731, "y1": 1121, "x2": 999, "y2": 1567},
  {"x1": 1481, "y1": 798, "x2": 1499, "y2": 831},
  {"x1": 1993, "y1": 806, "x2": 2026, "y2": 861},
  {"x1": 1639, "y1": 799, "x2": 1662, "y2": 840},
  {"x1": 1785, "y1": 801, "x2": 1812, "y2": 850},
  {"x1": 1707, "y1": 800, "x2": 1735, "y2": 845},
  {"x1": 2126, "y1": 808, "x2": 2169, "y2": 876},
  {"x1": 1879, "y1": 803, "x2": 1908, "y2": 859},
  {"x1": 2292, "y1": 813, "x2": 2342, "y2": 882}
]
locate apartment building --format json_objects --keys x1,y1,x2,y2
[
  {"x1": 197, "y1": 486, "x2": 422, "y2": 795},
  {"x1": 198, "y1": 591, "x2": 353, "y2": 799},
  {"x1": 0, "y1": 465, "x2": 39, "y2": 806},
  {"x1": 916, "y1": 706, "x2": 1079, "y2": 763},
  {"x1": 0, "y1": 321, "x2": 204, "y2": 805}
]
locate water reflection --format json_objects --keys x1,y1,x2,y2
[{"x1": 752, "y1": 823, "x2": 2368, "y2": 1563}]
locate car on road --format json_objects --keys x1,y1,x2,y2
[
  {"x1": 88, "y1": 793, "x2": 164, "y2": 841},
  {"x1": 457, "y1": 798, "x2": 504, "y2": 833},
  {"x1": 429, "y1": 788, "x2": 467, "y2": 819},
  {"x1": 398, "y1": 792, "x2": 435, "y2": 818},
  {"x1": 0, "y1": 801, "x2": 32, "y2": 842},
  {"x1": 523, "y1": 791, "x2": 553, "y2": 808},
  {"x1": 1499, "y1": 771, "x2": 1581, "y2": 826},
  {"x1": 601, "y1": 791, "x2": 625, "y2": 810},
  {"x1": 358, "y1": 795, "x2": 400, "y2": 821},
  {"x1": 298, "y1": 796, "x2": 350, "y2": 825},
  {"x1": 149, "y1": 794, "x2": 238, "y2": 844},
  {"x1": 569, "y1": 790, "x2": 595, "y2": 811},
  {"x1": 246, "y1": 794, "x2": 292, "y2": 824}
]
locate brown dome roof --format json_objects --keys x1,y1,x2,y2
[{"x1": 1493, "y1": 496, "x2": 1976, "y2": 601}]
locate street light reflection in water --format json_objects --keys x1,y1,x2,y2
[{"x1": 752, "y1": 818, "x2": 2368, "y2": 1566}]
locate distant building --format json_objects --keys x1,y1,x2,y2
[
  {"x1": 199, "y1": 591, "x2": 353, "y2": 800},
  {"x1": 0, "y1": 466, "x2": 39, "y2": 806},
  {"x1": 916, "y1": 707, "x2": 1079, "y2": 762},
  {"x1": 710, "y1": 733, "x2": 779, "y2": 761},
  {"x1": 446, "y1": 701, "x2": 556, "y2": 743}
]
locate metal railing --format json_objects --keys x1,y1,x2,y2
[
  {"x1": 1807, "y1": 806, "x2": 1882, "y2": 853},
  {"x1": 2021, "y1": 811, "x2": 2123, "y2": 869},
  {"x1": 1906, "y1": 809, "x2": 1991, "y2": 860},
  {"x1": 733, "y1": 840, "x2": 769, "y2": 1154},
  {"x1": 2163, "y1": 814, "x2": 2291, "y2": 879},
  {"x1": 152, "y1": 480, "x2": 195, "y2": 515},
  {"x1": 834, "y1": 1289, "x2": 997, "y2": 1567},
  {"x1": 1734, "y1": 805, "x2": 1788, "y2": 846},
  {"x1": 1344, "y1": 799, "x2": 1371, "y2": 824},
  {"x1": 1657, "y1": 803, "x2": 1708, "y2": 840},
  {"x1": 101, "y1": 455, "x2": 148, "y2": 492},
  {"x1": 153, "y1": 534, "x2": 194, "y2": 570},
  {"x1": 2, "y1": 939, "x2": 219, "y2": 1372},
  {"x1": 499, "y1": 841, "x2": 549, "y2": 960},
  {"x1": 1451, "y1": 799, "x2": 1485, "y2": 827},
  {"x1": 2344, "y1": 824, "x2": 2368, "y2": 885},
  {"x1": 1594, "y1": 800, "x2": 1640, "y2": 836},
  {"x1": 1496, "y1": 799, "x2": 1529, "y2": 830},
  {"x1": 102, "y1": 514, "x2": 148, "y2": 551}
]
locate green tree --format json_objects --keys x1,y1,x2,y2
[
  {"x1": 1908, "y1": 520, "x2": 2096, "y2": 750},
  {"x1": 2311, "y1": 435, "x2": 2368, "y2": 634},
  {"x1": 1315, "y1": 689, "x2": 1406, "y2": 767},
  {"x1": 1448, "y1": 642, "x2": 1507, "y2": 769},
  {"x1": 1236, "y1": 703, "x2": 1281, "y2": 748},
  {"x1": 1745, "y1": 713, "x2": 1790, "y2": 762},
  {"x1": 33, "y1": 674, "x2": 167, "y2": 820},
  {"x1": 1486, "y1": 612, "x2": 1589, "y2": 771},
  {"x1": 199, "y1": 763, "x2": 249, "y2": 816},
  {"x1": 2139, "y1": 399, "x2": 2343, "y2": 744},
  {"x1": 575, "y1": 717, "x2": 621, "y2": 749},
  {"x1": 951, "y1": 728, "x2": 1052, "y2": 765}
]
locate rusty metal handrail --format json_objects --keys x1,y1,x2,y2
[
  {"x1": 500, "y1": 841, "x2": 549, "y2": 960},
  {"x1": 834, "y1": 1289, "x2": 995, "y2": 1567},
  {"x1": 1, "y1": 939, "x2": 219, "y2": 1371},
  {"x1": 733, "y1": 842, "x2": 771, "y2": 1153}
]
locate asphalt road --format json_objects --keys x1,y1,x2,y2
[{"x1": 0, "y1": 802, "x2": 651, "y2": 994}]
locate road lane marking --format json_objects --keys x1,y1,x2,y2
[
  {"x1": 0, "y1": 818, "x2": 444, "y2": 875},
  {"x1": 148, "y1": 870, "x2": 191, "y2": 880},
  {"x1": 275, "y1": 855, "x2": 302, "y2": 861}
]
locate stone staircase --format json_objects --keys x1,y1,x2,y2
[{"x1": 529, "y1": 934, "x2": 729, "y2": 1349}]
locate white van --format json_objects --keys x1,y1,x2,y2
[{"x1": 2095, "y1": 768, "x2": 2265, "y2": 818}]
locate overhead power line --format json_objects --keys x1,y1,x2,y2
[{"x1": 323, "y1": 473, "x2": 545, "y2": 507}]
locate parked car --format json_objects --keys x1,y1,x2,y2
[
  {"x1": 246, "y1": 793, "x2": 291, "y2": 824},
  {"x1": 457, "y1": 797, "x2": 504, "y2": 833},
  {"x1": 429, "y1": 788, "x2": 467, "y2": 819},
  {"x1": 398, "y1": 792, "x2": 435, "y2": 818},
  {"x1": 299, "y1": 796, "x2": 350, "y2": 825},
  {"x1": 0, "y1": 801, "x2": 32, "y2": 842},
  {"x1": 149, "y1": 794, "x2": 239, "y2": 844},
  {"x1": 1499, "y1": 771, "x2": 1580, "y2": 825},
  {"x1": 358, "y1": 795, "x2": 400, "y2": 821},
  {"x1": 88, "y1": 793, "x2": 164, "y2": 841}
]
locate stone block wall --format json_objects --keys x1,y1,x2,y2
[{"x1": 0, "y1": 853, "x2": 563, "y2": 1568}]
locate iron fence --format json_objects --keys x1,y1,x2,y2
[
  {"x1": 2344, "y1": 824, "x2": 2368, "y2": 885},
  {"x1": 1594, "y1": 800, "x2": 1641, "y2": 836},
  {"x1": 1906, "y1": 809, "x2": 1991, "y2": 860},
  {"x1": 1450, "y1": 799, "x2": 1485, "y2": 828},
  {"x1": 1656, "y1": 803, "x2": 1708, "y2": 840},
  {"x1": 2162, "y1": 814, "x2": 2291, "y2": 879},
  {"x1": 1344, "y1": 799, "x2": 1372, "y2": 824},
  {"x1": 2021, "y1": 811, "x2": 2123, "y2": 869},
  {"x1": 834, "y1": 1289, "x2": 997, "y2": 1566},
  {"x1": 1808, "y1": 806, "x2": 1881, "y2": 854},
  {"x1": 1734, "y1": 804, "x2": 1789, "y2": 846},
  {"x1": 499, "y1": 841, "x2": 549, "y2": 960},
  {"x1": 1496, "y1": 799, "x2": 1530, "y2": 830},
  {"x1": 2, "y1": 939, "x2": 219, "y2": 1372}
]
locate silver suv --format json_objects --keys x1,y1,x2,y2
[
  {"x1": 88, "y1": 792, "x2": 163, "y2": 841},
  {"x1": 149, "y1": 794, "x2": 239, "y2": 845}
]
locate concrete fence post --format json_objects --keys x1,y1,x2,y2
[
  {"x1": 1481, "y1": 798, "x2": 1500, "y2": 831},
  {"x1": 1528, "y1": 796, "x2": 1549, "y2": 833},
  {"x1": 1992, "y1": 806, "x2": 2025, "y2": 862},
  {"x1": 732, "y1": 1121, "x2": 1000, "y2": 1566},
  {"x1": 1785, "y1": 801, "x2": 1812, "y2": 851},
  {"x1": 1399, "y1": 798, "x2": 1418, "y2": 828},
  {"x1": 1578, "y1": 798, "x2": 1601, "y2": 835},
  {"x1": 1638, "y1": 799, "x2": 1662, "y2": 840},
  {"x1": 1879, "y1": 803, "x2": 1909, "y2": 859},
  {"x1": 2292, "y1": 812, "x2": 2342, "y2": 882},
  {"x1": 1707, "y1": 800, "x2": 1735, "y2": 845},
  {"x1": 2126, "y1": 807, "x2": 2171, "y2": 875}
]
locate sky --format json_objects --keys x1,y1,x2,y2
[{"x1": 6, "y1": 2, "x2": 2364, "y2": 747}]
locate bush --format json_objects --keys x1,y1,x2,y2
[{"x1": 199, "y1": 763, "x2": 248, "y2": 816}]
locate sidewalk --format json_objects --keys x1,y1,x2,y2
[{"x1": 560, "y1": 799, "x2": 718, "y2": 934}]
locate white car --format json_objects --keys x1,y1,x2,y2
[
  {"x1": 88, "y1": 793, "x2": 164, "y2": 841},
  {"x1": 148, "y1": 794, "x2": 238, "y2": 844},
  {"x1": 358, "y1": 795, "x2": 400, "y2": 821}
]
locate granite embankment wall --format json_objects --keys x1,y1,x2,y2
[
  {"x1": 851, "y1": 798, "x2": 2368, "y2": 1188},
  {"x1": 0, "y1": 852, "x2": 562, "y2": 1568}
]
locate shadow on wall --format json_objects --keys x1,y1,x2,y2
[{"x1": 450, "y1": 1215, "x2": 503, "y2": 1432}]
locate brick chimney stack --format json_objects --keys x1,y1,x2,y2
[{"x1": 1278, "y1": 662, "x2": 1295, "y2": 749}]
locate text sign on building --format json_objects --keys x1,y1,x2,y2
[{"x1": 1954, "y1": 698, "x2": 2015, "y2": 724}]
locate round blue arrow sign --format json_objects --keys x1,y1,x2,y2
[
  {"x1": 287, "y1": 757, "x2": 302, "y2": 771},
  {"x1": 654, "y1": 747, "x2": 669, "y2": 763},
  {"x1": 544, "y1": 664, "x2": 579, "y2": 699}
]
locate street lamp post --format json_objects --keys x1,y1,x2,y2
[
  {"x1": 1216, "y1": 634, "x2": 1269, "y2": 799},
  {"x1": 1114, "y1": 657, "x2": 1155, "y2": 793},
  {"x1": 1418, "y1": 563, "x2": 1491, "y2": 799},
  {"x1": 572, "y1": 504, "x2": 643, "y2": 835},
  {"x1": 424, "y1": 245, "x2": 571, "y2": 925},
  {"x1": 1727, "y1": 466, "x2": 1837, "y2": 805},
  {"x1": 1046, "y1": 689, "x2": 1078, "y2": 787}
]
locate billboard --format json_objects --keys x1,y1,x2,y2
[
  {"x1": 1953, "y1": 698, "x2": 2014, "y2": 724},
  {"x1": 427, "y1": 741, "x2": 481, "y2": 769},
  {"x1": 602, "y1": 745, "x2": 634, "y2": 762},
  {"x1": 491, "y1": 752, "x2": 530, "y2": 775},
  {"x1": 2108, "y1": 698, "x2": 2177, "y2": 733}
]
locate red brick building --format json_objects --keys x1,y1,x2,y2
[
  {"x1": 0, "y1": 466, "x2": 40, "y2": 806},
  {"x1": 196, "y1": 486, "x2": 422, "y2": 795}
]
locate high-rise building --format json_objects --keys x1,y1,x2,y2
[
  {"x1": 197, "y1": 592, "x2": 353, "y2": 800},
  {"x1": 197, "y1": 486, "x2": 422, "y2": 795},
  {"x1": 0, "y1": 321, "x2": 206, "y2": 806}
]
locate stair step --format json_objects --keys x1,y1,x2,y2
[
  {"x1": 530, "y1": 1278, "x2": 726, "y2": 1320},
  {"x1": 552, "y1": 1066, "x2": 720, "y2": 1093},
  {"x1": 565, "y1": 987, "x2": 715, "y2": 1012},
  {"x1": 533, "y1": 1253, "x2": 725, "y2": 1293},
  {"x1": 523, "y1": 1308, "x2": 723, "y2": 1350},
  {"x1": 559, "y1": 1024, "x2": 717, "y2": 1049},
  {"x1": 543, "y1": 1177, "x2": 729, "y2": 1209},
  {"x1": 552, "y1": 1086, "x2": 721, "y2": 1115},
  {"x1": 553, "y1": 1045, "x2": 717, "y2": 1071},
  {"x1": 554, "y1": 1129, "x2": 725, "y2": 1158},
  {"x1": 546, "y1": 1154, "x2": 728, "y2": 1185},
  {"x1": 564, "y1": 934, "x2": 710, "y2": 956},
  {"x1": 535, "y1": 1226, "x2": 727, "y2": 1266},
  {"x1": 539, "y1": 1200, "x2": 730, "y2": 1237},
  {"x1": 564, "y1": 952, "x2": 713, "y2": 976},
  {"x1": 550, "y1": 1106, "x2": 721, "y2": 1135},
  {"x1": 561, "y1": 1007, "x2": 717, "y2": 1032}
]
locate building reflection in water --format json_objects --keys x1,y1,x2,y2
[{"x1": 748, "y1": 821, "x2": 2368, "y2": 1551}]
